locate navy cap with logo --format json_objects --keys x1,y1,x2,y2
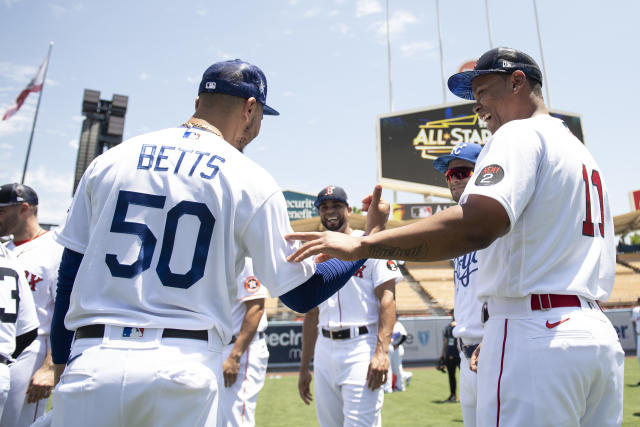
[
  {"x1": 448, "y1": 47, "x2": 543, "y2": 100},
  {"x1": 314, "y1": 186, "x2": 348, "y2": 208},
  {"x1": 198, "y1": 59, "x2": 279, "y2": 116},
  {"x1": 0, "y1": 183, "x2": 38, "y2": 207},
  {"x1": 433, "y1": 142, "x2": 483, "y2": 173}
]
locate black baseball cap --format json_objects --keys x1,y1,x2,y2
[
  {"x1": 198, "y1": 59, "x2": 279, "y2": 116},
  {"x1": 314, "y1": 186, "x2": 348, "y2": 208},
  {"x1": 0, "y1": 183, "x2": 38, "y2": 207},
  {"x1": 448, "y1": 47, "x2": 543, "y2": 100}
]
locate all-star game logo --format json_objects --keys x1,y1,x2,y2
[{"x1": 412, "y1": 114, "x2": 491, "y2": 160}]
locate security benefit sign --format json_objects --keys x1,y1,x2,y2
[
  {"x1": 377, "y1": 102, "x2": 584, "y2": 195},
  {"x1": 283, "y1": 190, "x2": 318, "y2": 221}
]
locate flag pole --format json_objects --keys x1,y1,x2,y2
[
  {"x1": 435, "y1": 0, "x2": 446, "y2": 104},
  {"x1": 21, "y1": 41, "x2": 53, "y2": 184}
]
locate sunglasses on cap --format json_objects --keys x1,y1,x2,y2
[{"x1": 445, "y1": 166, "x2": 474, "y2": 182}]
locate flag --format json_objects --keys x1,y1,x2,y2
[{"x1": 2, "y1": 54, "x2": 49, "y2": 121}]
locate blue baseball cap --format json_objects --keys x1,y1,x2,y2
[
  {"x1": 314, "y1": 186, "x2": 348, "y2": 208},
  {"x1": 448, "y1": 47, "x2": 542, "y2": 100},
  {"x1": 0, "y1": 183, "x2": 38, "y2": 206},
  {"x1": 198, "y1": 59, "x2": 279, "y2": 116},
  {"x1": 433, "y1": 143, "x2": 483, "y2": 173}
]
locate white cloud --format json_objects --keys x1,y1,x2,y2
[
  {"x1": 68, "y1": 138, "x2": 78, "y2": 149},
  {"x1": 282, "y1": 29, "x2": 294, "y2": 36},
  {"x1": 0, "y1": 62, "x2": 38, "y2": 84},
  {"x1": 0, "y1": 142, "x2": 13, "y2": 151},
  {"x1": 186, "y1": 76, "x2": 199, "y2": 85},
  {"x1": 328, "y1": 9, "x2": 340, "y2": 17},
  {"x1": 304, "y1": 7, "x2": 321, "y2": 18},
  {"x1": 372, "y1": 10, "x2": 417, "y2": 37},
  {"x1": 282, "y1": 91, "x2": 294, "y2": 97},
  {"x1": 3, "y1": 0, "x2": 25, "y2": 6},
  {"x1": 139, "y1": 72, "x2": 151, "y2": 81},
  {"x1": 196, "y1": 9, "x2": 208, "y2": 16},
  {"x1": 330, "y1": 23, "x2": 352, "y2": 36},
  {"x1": 71, "y1": 115, "x2": 84, "y2": 122},
  {"x1": 49, "y1": 4, "x2": 70, "y2": 17},
  {"x1": 289, "y1": 0, "x2": 300, "y2": 5},
  {"x1": 356, "y1": 0, "x2": 382, "y2": 18},
  {"x1": 0, "y1": 104, "x2": 34, "y2": 137},
  {"x1": 400, "y1": 41, "x2": 435, "y2": 57}
]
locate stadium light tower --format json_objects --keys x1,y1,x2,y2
[{"x1": 73, "y1": 89, "x2": 128, "y2": 193}]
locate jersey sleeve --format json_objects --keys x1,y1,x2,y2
[
  {"x1": 242, "y1": 191, "x2": 315, "y2": 297},
  {"x1": 54, "y1": 160, "x2": 98, "y2": 254},
  {"x1": 459, "y1": 121, "x2": 543, "y2": 233},
  {"x1": 369, "y1": 259, "x2": 403, "y2": 288},
  {"x1": 16, "y1": 262, "x2": 39, "y2": 336},
  {"x1": 236, "y1": 259, "x2": 269, "y2": 303}
]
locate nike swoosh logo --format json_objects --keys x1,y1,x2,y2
[{"x1": 546, "y1": 318, "x2": 570, "y2": 329}]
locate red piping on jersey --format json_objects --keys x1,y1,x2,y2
[
  {"x1": 496, "y1": 319, "x2": 508, "y2": 427},
  {"x1": 13, "y1": 229, "x2": 48, "y2": 247},
  {"x1": 241, "y1": 346, "x2": 250, "y2": 423}
]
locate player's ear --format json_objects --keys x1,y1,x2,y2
[
  {"x1": 511, "y1": 71, "x2": 526, "y2": 94},
  {"x1": 243, "y1": 97, "x2": 257, "y2": 122},
  {"x1": 194, "y1": 96, "x2": 200, "y2": 111}
]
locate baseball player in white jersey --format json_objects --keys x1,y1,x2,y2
[
  {"x1": 287, "y1": 47, "x2": 623, "y2": 426},
  {"x1": 0, "y1": 183, "x2": 62, "y2": 426},
  {"x1": 50, "y1": 59, "x2": 390, "y2": 427},
  {"x1": 433, "y1": 142, "x2": 484, "y2": 425},
  {"x1": 0, "y1": 244, "x2": 39, "y2": 419},
  {"x1": 297, "y1": 186, "x2": 402, "y2": 427},
  {"x1": 220, "y1": 258, "x2": 269, "y2": 426},
  {"x1": 384, "y1": 319, "x2": 411, "y2": 393},
  {"x1": 632, "y1": 297, "x2": 640, "y2": 385}
]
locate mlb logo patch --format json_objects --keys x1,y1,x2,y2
[
  {"x1": 122, "y1": 327, "x2": 145, "y2": 338},
  {"x1": 183, "y1": 130, "x2": 201, "y2": 140},
  {"x1": 205, "y1": 81, "x2": 216, "y2": 90}
]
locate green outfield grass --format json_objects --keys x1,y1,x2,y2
[{"x1": 256, "y1": 356, "x2": 640, "y2": 426}]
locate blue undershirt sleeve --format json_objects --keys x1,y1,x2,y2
[
  {"x1": 51, "y1": 248, "x2": 84, "y2": 364},
  {"x1": 279, "y1": 258, "x2": 366, "y2": 313}
]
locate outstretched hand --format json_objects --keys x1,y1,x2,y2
[
  {"x1": 285, "y1": 231, "x2": 365, "y2": 263},
  {"x1": 362, "y1": 185, "x2": 389, "y2": 236}
]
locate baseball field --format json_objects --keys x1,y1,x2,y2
[{"x1": 256, "y1": 356, "x2": 640, "y2": 426}]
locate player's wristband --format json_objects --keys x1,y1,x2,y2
[{"x1": 280, "y1": 258, "x2": 366, "y2": 313}]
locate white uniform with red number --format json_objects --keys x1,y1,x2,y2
[
  {"x1": 460, "y1": 115, "x2": 622, "y2": 427},
  {"x1": 0, "y1": 244, "x2": 39, "y2": 420},
  {"x1": 632, "y1": 306, "x2": 640, "y2": 368},
  {"x1": 2, "y1": 231, "x2": 62, "y2": 427},
  {"x1": 452, "y1": 249, "x2": 484, "y2": 427},
  {"x1": 220, "y1": 258, "x2": 269, "y2": 427},
  {"x1": 52, "y1": 127, "x2": 316, "y2": 427},
  {"x1": 314, "y1": 231, "x2": 402, "y2": 427}
]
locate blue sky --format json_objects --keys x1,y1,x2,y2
[{"x1": 1, "y1": 0, "x2": 638, "y2": 225}]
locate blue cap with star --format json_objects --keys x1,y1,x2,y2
[{"x1": 198, "y1": 59, "x2": 279, "y2": 116}]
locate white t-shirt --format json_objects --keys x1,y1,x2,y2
[
  {"x1": 452, "y1": 250, "x2": 484, "y2": 345},
  {"x1": 460, "y1": 115, "x2": 615, "y2": 300},
  {"x1": 631, "y1": 306, "x2": 640, "y2": 335},
  {"x1": 6, "y1": 231, "x2": 63, "y2": 336},
  {"x1": 0, "y1": 245, "x2": 39, "y2": 358},
  {"x1": 55, "y1": 127, "x2": 315, "y2": 343},
  {"x1": 231, "y1": 258, "x2": 268, "y2": 336},
  {"x1": 318, "y1": 230, "x2": 403, "y2": 329}
]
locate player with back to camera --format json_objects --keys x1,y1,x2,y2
[
  {"x1": 287, "y1": 47, "x2": 623, "y2": 426},
  {"x1": 0, "y1": 244, "x2": 39, "y2": 420},
  {"x1": 433, "y1": 141, "x2": 484, "y2": 425},
  {"x1": 0, "y1": 183, "x2": 63, "y2": 427},
  {"x1": 297, "y1": 186, "x2": 402, "y2": 427},
  {"x1": 49, "y1": 59, "x2": 390, "y2": 427}
]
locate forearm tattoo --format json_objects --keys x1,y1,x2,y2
[{"x1": 368, "y1": 243, "x2": 428, "y2": 260}]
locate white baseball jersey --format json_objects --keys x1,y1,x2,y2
[
  {"x1": 460, "y1": 115, "x2": 615, "y2": 300},
  {"x1": 0, "y1": 245, "x2": 39, "y2": 358},
  {"x1": 317, "y1": 231, "x2": 403, "y2": 329},
  {"x1": 390, "y1": 320, "x2": 407, "y2": 347},
  {"x1": 55, "y1": 127, "x2": 315, "y2": 343},
  {"x1": 231, "y1": 258, "x2": 268, "y2": 336},
  {"x1": 451, "y1": 250, "x2": 484, "y2": 345},
  {"x1": 6, "y1": 231, "x2": 63, "y2": 336},
  {"x1": 632, "y1": 306, "x2": 640, "y2": 334}
]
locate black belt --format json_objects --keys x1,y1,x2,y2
[
  {"x1": 0, "y1": 354, "x2": 10, "y2": 365},
  {"x1": 75, "y1": 325, "x2": 208, "y2": 341},
  {"x1": 229, "y1": 331, "x2": 264, "y2": 344},
  {"x1": 321, "y1": 326, "x2": 368, "y2": 340}
]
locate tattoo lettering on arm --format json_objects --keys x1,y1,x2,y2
[{"x1": 368, "y1": 243, "x2": 428, "y2": 260}]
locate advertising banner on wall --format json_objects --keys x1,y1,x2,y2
[
  {"x1": 283, "y1": 190, "x2": 318, "y2": 221},
  {"x1": 377, "y1": 102, "x2": 584, "y2": 195},
  {"x1": 629, "y1": 189, "x2": 640, "y2": 211},
  {"x1": 392, "y1": 202, "x2": 456, "y2": 221}
]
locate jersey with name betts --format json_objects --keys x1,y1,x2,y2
[
  {"x1": 0, "y1": 245, "x2": 39, "y2": 358},
  {"x1": 317, "y1": 230, "x2": 403, "y2": 329},
  {"x1": 452, "y1": 249, "x2": 484, "y2": 345},
  {"x1": 55, "y1": 127, "x2": 315, "y2": 343},
  {"x1": 460, "y1": 115, "x2": 615, "y2": 300},
  {"x1": 6, "y1": 231, "x2": 63, "y2": 336}
]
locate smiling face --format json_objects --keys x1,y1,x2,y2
[
  {"x1": 318, "y1": 199, "x2": 351, "y2": 232},
  {"x1": 0, "y1": 204, "x2": 22, "y2": 237},
  {"x1": 446, "y1": 159, "x2": 476, "y2": 202},
  {"x1": 471, "y1": 73, "x2": 514, "y2": 134}
]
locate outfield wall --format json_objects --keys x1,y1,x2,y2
[{"x1": 265, "y1": 309, "x2": 636, "y2": 368}]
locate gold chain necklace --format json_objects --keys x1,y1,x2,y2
[{"x1": 181, "y1": 121, "x2": 223, "y2": 138}]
